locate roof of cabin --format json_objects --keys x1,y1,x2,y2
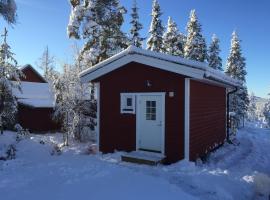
[
  {"x1": 79, "y1": 46, "x2": 241, "y2": 87},
  {"x1": 12, "y1": 81, "x2": 55, "y2": 108}
]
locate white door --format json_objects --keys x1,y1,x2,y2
[{"x1": 137, "y1": 94, "x2": 165, "y2": 153}]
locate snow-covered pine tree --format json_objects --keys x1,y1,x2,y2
[
  {"x1": 129, "y1": 0, "x2": 144, "y2": 48},
  {"x1": 146, "y1": 0, "x2": 164, "y2": 52},
  {"x1": 226, "y1": 31, "x2": 249, "y2": 127},
  {"x1": 0, "y1": 0, "x2": 17, "y2": 24},
  {"x1": 207, "y1": 34, "x2": 223, "y2": 70},
  {"x1": 184, "y1": 10, "x2": 207, "y2": 62},
  {"x1": 162, "y1": 16, "x2": 184, "y2": 56},
  {"x1": 0, "y1": 28, "x2": 23, "y2": 134},
  {"x1": 226, "y1": 32, "x2": 247, "y2": 82},
  {"x1": 36, "y1": 46, "x2": 57, "y2": 83},
  {"x1": 263, "y1": 97, "x2": 270, "y2": 127},
  {"x1": 177, "y1": 32, "x2": 186, "y2": 57},
  {"x1": 247, "y1": 92, "x2": 257, "y2": 122},
  {"x1": 67, "y1": 0, "x2": 128, "y2": 66}
]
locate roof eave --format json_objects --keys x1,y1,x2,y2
[{"x1": 79, "y1": 46, "x2": 240, "y2": 88}]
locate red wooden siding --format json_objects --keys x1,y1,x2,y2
[
  {"x1": 21, "y1": 67, "x2": 46, "y2": 83},
  {"x1": 189, "y1": 80, "x2": 226, "y2": 161},
  {"x1": 18, "y1": 105, "x2": 60, "y2": 132},
  {"x1": 94, "y1": 62, "x2": 185, "y2": 163}
]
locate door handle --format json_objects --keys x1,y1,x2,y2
[{"x1": 157, "y1": 121, "x2": 162, "y2": 126}]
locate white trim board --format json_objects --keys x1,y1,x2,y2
[
  {"x1": 184, "y1": 78, "x2": 190, "y2": 160},
  {"x1": 95, "y1": 82, "x2": 100, "y2": 153}
]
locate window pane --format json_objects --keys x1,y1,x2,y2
[
  {"x1": 151, "y1": 114, "x2": 156, "y2": 120},
  {"x1": 146, "y1": 100, "x2": 156, "y2": 121},
  {"x1": 126, "y1": 98, "x2": 132, "y2": 107}
]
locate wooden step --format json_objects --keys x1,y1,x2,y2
[{"x1": 121, "y1": 151, "x2": 165, "y2": 166}]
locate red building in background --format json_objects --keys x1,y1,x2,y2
[{"x1": 13, "y1": 65, "x2": 59, "y2": 133}]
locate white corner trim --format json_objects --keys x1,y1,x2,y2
[
  {"x1": 161, "y1": 93, "x2": 166, "y2": 155},
  {"x1": 225, "y1": 88, "x2": 228, "y2": 141},
  {"x1": 95, "y1": 82, "x2": 100, "y2": 153},
  {"x1": 184, "y1": 78, "x2": 190, "y2": 160}
]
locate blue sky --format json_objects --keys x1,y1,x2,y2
[{"x1": 1, "y1": 0, "x2": 270, "y2": 97}]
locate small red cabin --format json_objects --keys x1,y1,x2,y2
[
  {"x1": 13, "y1": 65, "x2": 59, "y2": 133},
  {"x1": 80, "y1": 46, "x2": 239, "y2": 163}
]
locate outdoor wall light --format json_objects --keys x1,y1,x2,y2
[{"x1": 146, "y1": 80, "x2": 152, "y2": 87}]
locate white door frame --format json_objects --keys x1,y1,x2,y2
[{"x1": 135, "y1": 92, "x2": 166, "y2": 155}]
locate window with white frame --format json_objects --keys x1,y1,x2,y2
[{"x1": 120, "y1": 93, "x2": 136, "y2": 114}]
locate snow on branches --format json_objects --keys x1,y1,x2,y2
[
  {"x1": 162, "y1": 16, "x2": 184, "y2": 56},
  {"x1": 147, "y1": 0, "x2": 164, "y2": 52},
  {"x1": 184, "y1": 10, "x2": 207, "y2": 62},
  {"x1": 0, "y1": 0, "x2": 17, "y2": 24},
  {"x1": 52, "y1": 61, "x2": 96, "y2": 144},
  {"x1": 0, "y1": 28, "x2": 23, "y2": 133},
  {"x1": 207, "y1": 34, "x2": 222, "y2": 71},
  {"x1": 67, "y1": 0, "x2": 127, "y2": 67},
  {"x1": 129, "y1": 0, "x2": 144, "y2": 48},
  {"x1": 226, "y1": 31, "x2": 249, "y2": 127}
]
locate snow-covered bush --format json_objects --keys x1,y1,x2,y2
[
  {"x1": 5, "y1": 144, "x2": 16, "y2": 160},
  {"x1": 14, "y1": 124, "x2": 29, "y2": 142},
  {"x1": 51, "y1": 144, "x2": 62, "y2": 156},
  {"x1": 1, "y1": 143, "x2": 16, "y2": 161},
  {"x1": 52, "y1": 63, "x2": 96, "y2": 145},
  {"x1": 84, "y1": 144, "x2": 98, "y2": 155}
]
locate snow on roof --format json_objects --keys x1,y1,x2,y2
[
  {"x1": 12, "y1": 81, "x2": 55, "y2": 108},
  {"x1": 80, "y1": 46, "x2": 241, "y2": 87}
]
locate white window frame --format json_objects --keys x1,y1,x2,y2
[{"x1": 120, "y1": 93, "x2": 136, "y2": 114}]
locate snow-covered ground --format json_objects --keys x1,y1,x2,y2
[{"x1": 0, "y1": 125, "x2": 270, "y2": 200}]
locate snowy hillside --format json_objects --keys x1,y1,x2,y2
[{"x1": 0, "y1": 126, "x2": 270, "y2": 200}]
